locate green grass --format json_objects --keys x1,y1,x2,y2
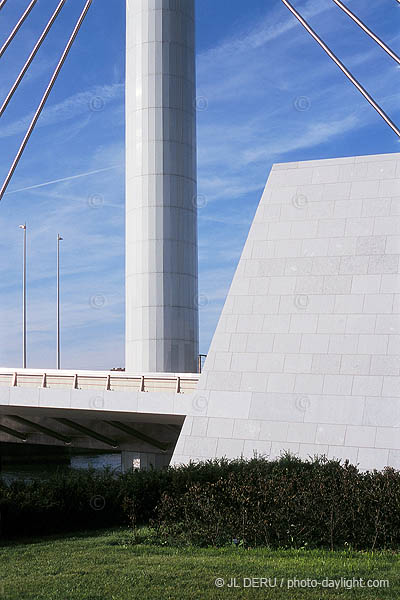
[{"x1": 0, "y1": 528, "x2": 398, "y2": 599}]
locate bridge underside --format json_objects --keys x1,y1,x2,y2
[
  {"x1": 0, "y1": 407, "x2": 184, "y2": 471},
  {"x1": 0, "y1": 369, "x2": 198, "y2": 470}
]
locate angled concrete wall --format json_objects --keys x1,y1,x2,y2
[
  {"x1": 125, "y1": 0, "x2": 198, "y2": 373},
  {"x1": 172, "y1": 152, "x2": 400, "y2": 471}
]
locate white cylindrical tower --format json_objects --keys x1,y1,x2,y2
[{"x1": 126, "y1": 0, "x2": 198, "y2": 373}]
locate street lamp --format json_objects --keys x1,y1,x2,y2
[
  {"x1": 19, "y1": 223, "x2": 27, "y2": 368},
  {"x1": 57, "y1": 233, "x2": 63, "y2": 369}
]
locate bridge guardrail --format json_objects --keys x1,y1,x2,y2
[{"x1": 0, "y1": 369, "x2": 199, "y2": 394}]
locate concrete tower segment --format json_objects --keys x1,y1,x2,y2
[{"x1": 126, "y1": 0, "x2": 198, "y2": 373}]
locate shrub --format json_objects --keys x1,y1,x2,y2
[
  {"x1": 0, "y1": 467, "x2": 125, "y2": 537},
  {"x1": 0, "y1": 455, "x2": 399, "y2": 549},
  {"x1": 152, "y1": 455, "x2": 400, "y2": 550}
]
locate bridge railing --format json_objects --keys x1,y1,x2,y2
[{"x1": 0, "y1": 369, "x2": 199, "y2": 394}]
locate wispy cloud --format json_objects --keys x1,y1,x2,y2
[
  {"x1": 242, "y1": 115, "x2": 360, "y2": 164},
  {"x1": 0, "y1": 83, "x2": 123, "y2": 139},
  {"x1": 198, "y1": 0, "x2": 333, "y2": 66}
]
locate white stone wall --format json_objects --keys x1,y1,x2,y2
[
  {"x1": 172, "y1": 153, "x2": 400, "y2": 471},
  {"x1": 125, "y1": 0, "x2": 198, "y2": 373}
]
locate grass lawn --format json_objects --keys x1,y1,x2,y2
[{"x1": 0, "y1": 528, "x2": 398, "y2": 599}]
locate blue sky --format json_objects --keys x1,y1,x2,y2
[{"x1": 0, "y1": 0, "x2": 399, "y2": 370}]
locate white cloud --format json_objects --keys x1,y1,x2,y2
[{"x1": 0, "y1": 83, "x2": 123, "y2": 139}]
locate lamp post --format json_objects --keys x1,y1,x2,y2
[
  {"x1": 57, "y1": 233, "x2": 63, "y2": 369},
  {"x1": 19, "y1": 223, "x2": 27, "y2": 368}
]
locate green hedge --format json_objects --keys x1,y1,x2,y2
[
  {"x1": 153, "y1": 455, "x2": 400, "y2": 549},
  {"x1": 0, "y1": 455, "x2": 399, "y2": 549}
]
